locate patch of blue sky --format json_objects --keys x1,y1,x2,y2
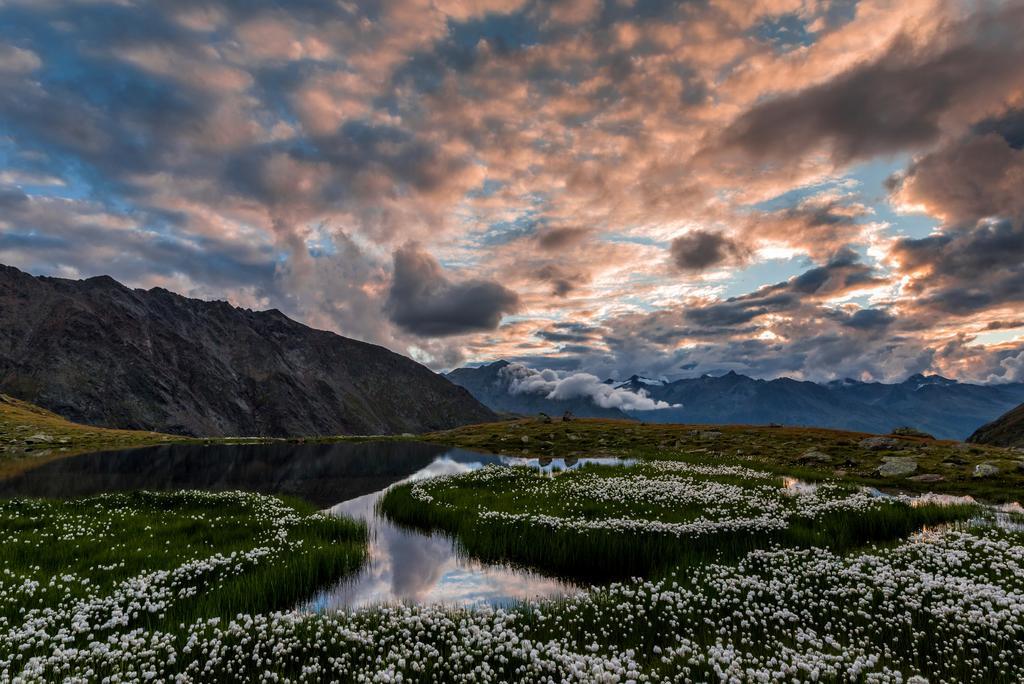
[
  {"x1": 721, "y1": 255, "x2": 807, "y2": 298},
  {"x1": 972, "y1": 327, "x2": 1024, "y2": 347},
  {"x1": 748, "y1": 155, "x2": 938, "y2": 241},
  {"x1": 305, "y1": 224, "x2": 339, "y2": 258},
  {"x1": 466, "y1": 178, "x2": 504, "y2": 199},
  {"x1": 751, "y1": 12, "x2": 815, "y2": 52},
  {"x1": 601, "y1": 232, "x2": 665, "y2": 248},
  {"x1": 845, "y1": 156, "x2": 939, "y2": 240},
  {"x1": 448, "y1": 10, "x2": 540, "y2": 54},
  {"x1": 472, "y1": 211, "x2": 545, "y2": 248}
]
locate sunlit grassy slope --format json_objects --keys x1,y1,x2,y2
[{"x1": 0, "y1": 394, "x2": 188, "y2": 477}]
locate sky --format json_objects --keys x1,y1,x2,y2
[{"x1": 1, "y1": 0, "x2": 1023, "y2": 384}]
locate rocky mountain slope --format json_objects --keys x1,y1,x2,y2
[
  {"x1": 968, "y1": 402, "x2": 1024, "y2": 447},
  {"x1": 451, "y1": 361, "x2": 1024, "y2": 440},
  {"x1": 0, "y1": 265, "x2": 495, "y2": 437},
  {"x1": 623, "y1": 372, "x2": 1024, "y2": 439}
]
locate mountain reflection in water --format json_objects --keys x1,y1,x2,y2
[{"x1": 0, "y1": 441, "x2": 448, "y2": 507}]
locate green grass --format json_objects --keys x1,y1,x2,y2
[
  {"x1": 0, "y1": 491, "x2": 366, "y2": 636},
  {"x1": 425, "y1": 417, "x2": 1024, "y2": 502},
  {"x1": 380, "y1": 461, "x2": 975, "y2": 579}
]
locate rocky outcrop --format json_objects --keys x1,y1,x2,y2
[
  {"x1": 0, "y1": 264, "x2": 495, "y2": 437},
  {"x1": 968, "y1": 402, "x2": 1024, "y2": 448}
]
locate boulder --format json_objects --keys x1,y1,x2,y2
[
  {"x1": 908, "y1": 473, "x2": 945, "y2": 483},
  {"x1": 876, "y1": 457, "x2": 917, "y2": 477},
  {"x1": 800, "y1": 450, "x2": 832, "y2": 463},
  {"x1": 890, "y1": 426, "x2": 935, "y2": 439},
  {"x1": 859, "y1": 436, "x2": 905, "y2": 451},
  {"x1": 972, "y1": 462, "x2": 1000, "y2": 478}
]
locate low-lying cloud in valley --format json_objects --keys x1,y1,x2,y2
[{"x1": 500, "y1": 364, "x2": 675, "y2": 412}]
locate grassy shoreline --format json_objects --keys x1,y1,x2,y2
[
  {"x1": 379, "y1": 460, "x2": 976, "y2": 579},
  {"x1": 423, "y1": 417, "x2": 1024, "y2": 502},
  {"x1": 5, "y1": 391, "x2": 1023, "y2": 500}
]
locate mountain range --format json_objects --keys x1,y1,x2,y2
[
  {"x1": 448, "y1": 361, "x2": 1024, "y2": 440},
  {"x1": 0, "y1": 265, "x2": 494, "y2": 437}
]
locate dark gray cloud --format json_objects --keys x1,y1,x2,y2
[
  {"x1": 718, "y1": 5, "x2": 1024, "y2": 167},
  {"x1": 684, "y1": 249, "x2": 883, "y2": 328},
  {"x1": 535, "y1": 226, "x2": 590, "y2": 250},
  {"x1": 839, "y1": 308, "x2": 895, "y2": 330},
  {"x1": 669, "y1": 230, "x2": 749, "y2": 272},
  {"x1": 893, "y1": 218, "x2": 1024, "y2": 315},
  {"x1": 386, "y1": 242, "x2": 520, "y2": 337}
]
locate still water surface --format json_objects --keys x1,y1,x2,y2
[{"x1": 0, "y1": 441, "x2": 621, "y2": 608}]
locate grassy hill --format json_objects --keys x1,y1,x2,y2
[
  {"x1": 970, "y1": 402, "x2": 1024, "y2": 448},
  {"x1": 425, "y1": 417, "x2": 1024, "y2": 501},
  {"x1": 0, "y1": 394, "x2": 188, "y2": 477}
]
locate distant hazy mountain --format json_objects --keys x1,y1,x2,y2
[
  {"x1": 968, "y1": 402, "x2": 1024, "y2": 447},
  {"x1": 0, "y1": 264, "x2": 495, "y2": 437},
  {"x1": 446, "y1": 361, "x2": 630, "y2": 419},
  {"x1": 626, "y1": 371, "x2": 1024, "y2": 439},
  {"x1": 451, "y1": 361, "x2": 1024, "y2": 440}
]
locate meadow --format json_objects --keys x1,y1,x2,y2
[
  {"x1": 2, "y1": 410, "x2": 1024, "y2": 681},
  {"x1": 379, "y1": 460, "x2": 975, "y2": 578}
]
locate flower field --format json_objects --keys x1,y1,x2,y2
[
  {"x1": 0, "y1": 490, "x2": 365, "y2": 681},
  {"x1": 379, "y1": 460, "x2": 976, "y2": 577},
  {"x1": 2, "y1": 453, "x2": 1023, "y2": 681}
]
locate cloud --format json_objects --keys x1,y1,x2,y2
[
  {"x1": 1, "y1": 0, "x2": 1022, "y2": 385},
  {"x1": 987, "y1": 351, "x2": 1024, "y2": 384},
  {"x1": 500, "y1": 363, "x2": 674, "y2": 411},
  {"x1": 535, "y1": 226, "x2": 590, "y2": 251},
  {"x1": 0, "y1": 44, "x2": 40, "y2": 74},
  {"x1": 715, "y1": 5, "x2": 1024, "y2": 169},
  {"x1": 890, "y1": 127, "x2": 1024, "y2": 227},
  {"x1": 890, "y1": 218, "x2": 1024, "y2": 315},
  {"x1": 669, "y1": 230, "x2": 749, "y2": 272},
  {"x1": 386, "y1": 242, "x2": 520, "y2": 336}
]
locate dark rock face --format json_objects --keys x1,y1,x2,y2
[
  {"x1": 0, "y1": 265, "x2": 495, "y2": 437},
  {"x1": 968, "y1": 402, "x2": 1024, "y2": 448}
]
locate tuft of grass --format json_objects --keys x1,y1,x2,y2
[{"x1": 380, "y1": 463, "x2": 975, "y2": 580}]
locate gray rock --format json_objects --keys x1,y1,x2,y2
[
  {"x1": 25, "y1": 433, "x2": 53, "y2": 443},
  {"x1": 860, "y1": 437, "x2": 905, "y2": 451},
  {"x1": 908, "y1": 473, "x2": 945, "y2": 483},
  {"x1": 876, "y1": 457, "x2": 918, "y2": 477},
  {"x1": 520, "y1": 435, "x2": 530, "y2": 444},
  {"x1": 800, "y1": 450, "x2": 832, "y2": 463},
  {"x1": 698, "y1": 430, "x2": 722, "y2": 440},
  {"x1": 973, "y1": 462, "x2": 1000, "y2": 478}
]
